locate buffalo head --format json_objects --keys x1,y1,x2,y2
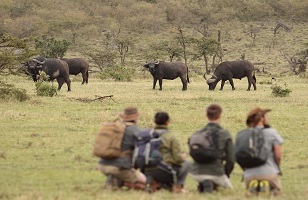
[
  {"x1": 203, "y1": 73, "x2": 218, "y2": 90},
  {"x1": 22, "y1": 57, "x2": 47, "y2": 81},
  {"x1": 144, "y1": 61, "x2": 160, "y2": 73}
]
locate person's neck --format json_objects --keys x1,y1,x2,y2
[{"x1": 208, "y1": 120, "x2": 220, "y2": 124}]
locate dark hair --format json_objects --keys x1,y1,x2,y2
[
  {"x1": 206, "y1": 104, "x2": 222, "y2": 120},
  {"x1": 154, "y1": 112, "x2": 170, "y2": 125}
]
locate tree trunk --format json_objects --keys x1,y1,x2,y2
[
  {"x1": 203, "y1": 54, "x2": 209, "y2": 74},
  {"x1": 178, "y1": 27, "x2": 187, "y2": 66}
]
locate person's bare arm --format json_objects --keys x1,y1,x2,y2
[{"x1": 273, "y1": 145, "x2": 282, "y2": 166}]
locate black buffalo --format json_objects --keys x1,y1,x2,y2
[
  {"x1": 204, "y1": 60, "x2": 256, "y2": 91},
  {"x1": 144, "y1": 61, "x2": 189, "y2": 91},
  {"x1": 23, "y1": 57, "x2": 71, "y2": 91},
  {"x1": 61, "y1": 58, "x2": 89, "y2": 84}
]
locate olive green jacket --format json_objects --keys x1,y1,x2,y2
[
  {"x1": 188, "y1": 123, "x2": 235, "y2": 177},
  {"x1": 154, "y1": 125, "x2": 185, "y2": 167}
]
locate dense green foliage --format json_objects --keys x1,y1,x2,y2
[
  {"x1": 271, "y1": 83, "x2": 292, "y2": 97},
  {"x1": 35, "y1": 71, "x2": 57, "y2": 97},
  {"x1": 34, "y1": 35, "x2": 70, "y2": 58},
  {"x1": 0, "y1": 34, "x2": 34, "y2": 74}
]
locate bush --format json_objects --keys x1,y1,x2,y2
[
  {"x1": 271, "y1": 83, "x2": 292, "y2": 97},
  {"x1": 35, "y1": 72, "x2": 57, "y2": 97},
  {"x1": 100, "y1": 65, "x2": 135, "y2": 81},
  {"x1": 0, "y1": 81, "x2": 29, "y2": 101}
]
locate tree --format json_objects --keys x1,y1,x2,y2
[
  {"x1": 192, "y1": 37, "x2": 220, "y2": 74},
  {"x1": 0, "y1": 34, "x2": 34, "y2": 75},
  {"x1": 86, "y1": 50, "x2": 116, "y2": 71},
  {"x1": 146, "y1": 40, "x2": 182, "y2": 62},
  {"x1": 177, "y1": 27, "x2": 188, "y2": 66},
  {"x1": 34, "y1": 35, "x2": 70, "y2": 58}
]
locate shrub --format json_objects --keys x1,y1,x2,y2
[
  {"x1": 100, "y1": 65, "x2": 135, "y2": 81},
  {"x1": 0, "y1": 81, "x2": 29, "y2": 101},
  {"x1": 35, "y1": 72, "x2": 57, "y2": 97},
  {"x1": 271, "y1": 83, "x2": 292, "y2": 97}
]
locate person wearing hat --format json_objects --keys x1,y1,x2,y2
[
  {"x1": 243, "y1": 107, "x2": 284, "y2": 196},
  {"x1": 97, "y1": 107, "x2": 146, "y2": 190}
]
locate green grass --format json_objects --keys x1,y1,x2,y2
[{"x1": 0, "y1": 73, "x2": 308, "y2": 199}]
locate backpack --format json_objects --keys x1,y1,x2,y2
[
  {"x1": 93, "y1": 119, "x2": 130, "y2": 159},
  {"x1": 188, "y1": 127, "x2": 222, "y2": 164},
  {"x1": 133, "y1": 128, "x2": 167, "y2": 169},
  {"x1": 235, "y1": 128, "x2": 270, "y2": 169}
]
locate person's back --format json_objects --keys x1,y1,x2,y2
[
  {"x1": 97, "y1": 107, "x2": 146, "y2": 190},
  {"x1": 188, "y1": 104, "x2": 234, "y2": 193},
  {"x1": 143, "y1": 112, "x2": 189, "y2": 193},
  {"x1": 237, "y1": 107, "x2": 283, "y2": 197}
]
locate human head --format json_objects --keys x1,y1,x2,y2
[
  {"x1": 246, "y1": 107, "x2": 271, "y2": 127},
  {"x1": 154, "y1": 112, "x2": 170, "y2": 125},
  {"x1": 119, "y1": 107, "x2": 140, "y2": 122},
  {"x1": 206, "y1": 104, "x2": 222, "y2": 121}
]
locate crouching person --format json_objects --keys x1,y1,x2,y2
[
  {"x1": 134, "y1": 112, "x2": 189, "y2": 193},
  {"x1": 235, "y1": 107, "x2": 283, "y2": 197},
  {"x1": 94, "y1": 107, "x2": 146, "y2": 190},
  {"x1": 188, "y1": 104, "x2": 235, "y2": 193}
]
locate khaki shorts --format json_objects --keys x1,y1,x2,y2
[
  {"x1": 97, "y1": 165, "x2": 139, "y2": 183},
  {"x1": 189, "y1": 174, "x2": 233, "y2": 189},
  {"x1": 245, "y1": 174, "x2": 281, "y2": 196}
]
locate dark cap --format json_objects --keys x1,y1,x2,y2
[{"x1": 246, "y1": 107, "x2": 271, "y2": 127}]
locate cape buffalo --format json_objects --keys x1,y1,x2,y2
[
  {"x1": 23, "y1": 57, "x2": 71, "y2": 91},
  {"x1": 144, "y1": 61, "x2": 189, "y2": 91},
  {"x1": 61, "y1": 58, "x2": 89, "y2": 84},
  {"x1": 204, "y1": 60, "x2": 256, "y2": 91}
]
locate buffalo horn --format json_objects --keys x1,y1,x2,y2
[
  {"x1": 155, "y1": 61, "x2": 159, "y2": 65},
  {"x1": 32, "y1": 58, "x2": 46, "y2": 65},
  {"x1": 203, "y1": 73, "x2": 207, "y2": 80}
]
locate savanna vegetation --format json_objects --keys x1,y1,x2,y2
[{"x1": 0, "y1": 0, "x2": 308, "y2": 199}]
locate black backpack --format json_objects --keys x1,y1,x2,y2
[
  {"x1": 235, "y1": 128, "x2": 270, "y2": 169},
  {"x1": 133, "y1": 129, "x2": 167, "y2": 170},
  {"x1": 188, "y1": 127, "x2": 222, "y2": 164}
]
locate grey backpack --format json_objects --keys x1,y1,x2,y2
[{"x1": 235, "y1": 128, "x2": 270, "y2": 169}]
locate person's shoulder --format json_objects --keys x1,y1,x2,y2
[
  {"x1": 263, "y1": 127, "x2": 280, "y2": 135},
  {"x1": 263, "y1": 127, "x2": 284, "y2": 143},
  {"x1": 125, "y1": 124, "x2": 141, "y2": 134}
]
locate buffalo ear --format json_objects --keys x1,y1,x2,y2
[{"x1": 143, "y1": 64, "x2": 149, "y2": 68}]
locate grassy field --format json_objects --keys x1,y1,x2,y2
[{"x1": 0, "y1": 73, "x2": 308, "y2": 200}]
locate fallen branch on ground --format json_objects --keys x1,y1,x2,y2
[
  {"x1": 70, "y1": 95, "x2": 116, "y2": 103},
  {"x1": 94, "y1": 95, "x2": 116, "y2": 102}
]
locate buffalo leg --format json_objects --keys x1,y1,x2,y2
[
  {"x1": 64, "y1": 76, "x2": 71, "y2": 91},
  {"x1": 220, "y1": 80, "x2": 226, "y2": 90},
  {"x1": 57, "y1": 77, "x2": 65, "y2": 91},
  {"x1": 247, "y1": 76, "x2": 255, "y2": 91},
  {"x1": 229, "y1": 79, "x2": 235, "y2": 90},
  {"x1": 81, "y1": 71, "x2": 87, "y2": 85},
  {"x1": 180, "y1": 76, "x2": 187, "y2": 91},
  {"x1": 252, "y1": 76, "x2": 257, "y2": 90},
  {"x1": 85, "y1": 71, "x2": 89, "y2": 84},
  {"x1": 153, "y1": 78, "x2": 157, "y2": 89},
  {"x1": 158, "y1": 79, "x2": 163, "y2": 90}
]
